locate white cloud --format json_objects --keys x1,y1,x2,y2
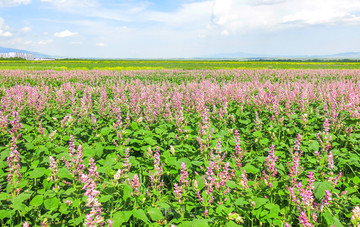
[
  {"x1": 40, "y1": 0, "x2": 96, "y2": 8},
  {"x1": 21, "y1": 26, "x2": 31, "y2": 32},
  {"x1": 0, "y1": 29, "x2": 12, "y2": 37},
  {"x1": 37, "y1": 39, "x2": 53, "y2": 45},
  {"x1": 96, "y1": 42, "x2": 105, "y2": 47},
  {"x1": 211, "y1": 0, "x2": 360, "y2": 34},
  {"x1": 0, "y1": 0, "x2": 31, "y2": 7},
  {"x1": 0, "y1": 17, "x2": 12, "y2": 37},
  {"x1": 147, "y1": 1, "x2": 213, "y2": 26},
  {"x1": 71, "y1": 41, "x2": 83, "y2": 45},
  {"x1": 54, "y1": 29, "x2": 78, "y2": 37}
]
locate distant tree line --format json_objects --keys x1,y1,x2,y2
[
  {"x1": 0, "y1": 57, "x2": 26, "y2": 61},
  {"x1": 252, "y1": 59, "x2": 360, "y2": 62}
]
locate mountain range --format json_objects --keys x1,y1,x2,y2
[
  {"x1": 0, "y1": 46, "x2": 52, "y2": 58},
  {"x1": 204, "y1": 51, "x2": 360, "y2": 59},
  {"x1": 1, "y1": 46, "x2": 360, "y2": 59}
]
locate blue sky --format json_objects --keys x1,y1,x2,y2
[{"x1": 1, "y1": 0, "x2": 360, "y2": 58}]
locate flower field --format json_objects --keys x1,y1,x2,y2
[{"x1": 0, "y1": 69, "x2": 360, "y2": 226}]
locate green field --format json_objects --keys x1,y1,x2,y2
[
  {"x1": 1, "y1": 68, "x2": 360, "y2": 226},
  {"x1": 1, "y1": 59, "x2": 360, "y2": 70}
]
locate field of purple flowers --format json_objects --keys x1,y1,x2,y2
[{"x1": 0, "y1": 69, "x2": 360, "y2": 226}]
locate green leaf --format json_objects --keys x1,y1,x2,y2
[
  {"x1": 28, "y1": 167, "x2": 46, "y2": 178},
  {"x1": 44, "y1": 197, "x2": 59, "y2": 210},
  {"x1": 99, "y1": 195, "x2": 113, "y2": 203},
  {"x1": 101, "y1": 127, "x2": 111, "y2": 135},
  {"x1": 144, "y1": 137, "x2": 157, "y2": 146},
  {"x1": 235, "y1": 198, "x2": 249, "y2": 206},
  {"x1": 0, "y1": 193, "x2": 10, "y2": 201},
  {"x1": 30, "y1": 195, "x2": 43, "y2": 207},
  {"x1": 158, "y1": 202, "x2": 171, "y2": 210},
  {"x1": 351, "y1": 196, "x2": 360, "y2": 204},
  {"x1": 259, "y1": 138, "x2": 269, "y2": 146},
  {"x1": 265, "y1": 204, "x2": 280, "y2": 218},
  {"x1": 112, "y1": 211, "x2": 133, "y2": 227},
  {"x1": 353, "y1": 176, "x2": 360, "y2": 184},
  {"x1": 0, "y1": 210, "x2": 10, "y2": 219},
  {"x1": 11, "y1": 193, "x2": 32, "y2": 204},
  {"x1": 58, "y1": 167, "x2": 72, "y2": 179},
  {"x1": 133, "y1": 209, "x2": 150, "y2": 223},
  {"x1": 176, "y1": 158, "x2": 192, "y2": 169},
  {"x1": 226, "y1": 180, "x2": 238, "y2": 189},
  {"x1": 243, "y1": 163, "x2": 260, "y2": 174},
  {"x1": 314, "y1": 181, "x2": 332, "y2": 200},
  {"x1": 225, "y1": 221, "x2": 241, "y2": 227},
  {"x1": 253, "y1": 131, "x2": 263, "y2": 138},
  {"x1": 191, "y1": 219, "x2": 210, "y2": 227},
  {"x1": 322, "y1": 210, "x2": 343, "y2": 227},
  {"x1": 253, "y1": 197, "x2": 268, "y2": 209},
  {"x1": 155, "y1": 127, "x2": 165, "y2": 134},
  {"x1": 308, "y1": 141, "x2": 320, "y2": 152},
  {"x1": 123, "y1": 184, "x2": 132, "y2": 201},
  {"x1": 147, "y1": 207, "x2": 164, "y2": 221},
  {"x1": 131, "y1": 122, "x2": 139, "y2": 130}
]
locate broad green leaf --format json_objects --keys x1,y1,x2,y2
[
  {"x1": 44, "y1": 197, "x2": 59, "y2": 210},
  {"x1": 314, "y1": 181, "x2": 332, "y2": 200},
  {"x1": 243, "y1": 163, "x2": 260, "y2": 174},
  {"x1": 112, "y1": 211, "x2": 132, "y2": 227},
  {"x1": 353, "y1": 176, "x2": 360, "y2": 184},
  {"x1": 28, "y1": 167, "x2": 46, "y2": 178},
  {"x1": 147, "y1": 207, "x2": 164, "y2": 221},
  {"x1": 101, "y1": 127, "x2": 111, "y2": 135},
  {"x1": 253, "y1": 131, "x2": 262, "y2": 138},
  {"x1": 99, "y1": 195, "x2": 113, "y2": 203},
  {"x1": 0, "y1": 210, "x2": 10, "y2": 219},
  {"x1": 191, "y1": 219, "x2": 210, "y2": 227},
  {"x1": 322, "y1": 210, "x2": 343, "y2": 227},
  {"x1": 11, "y1": 193, "x2": 32, "y2": 204},
  {"x1": 58, "y1": 167, "x2": 72, "y2": 179},
  {"x1": 226, "y1": 180, "x2": 238, "y2": 189},
  {"x1": 144, "y1": 137, "x2": 157, "y2": 146},
  {"x1": 0, "y1": 193, "x2": 10, "y2": 201},
  {"x1": 133, "y1": 209, "x2": 150, "y2": 223},
  {"x1": 253, "y1": 197, "x2": 268, "y2": 209},
  {"x1": 30, "y1": 195, "x2": 43, "y2": 207},
  {"x1": 235, "y1": 198, "x2": 249, "y2": 206},
  {"x1": 123, "y1": 184, "x2": 132, "y2": 201},
  {"x1": 225, "y1": 221, "x2": 241, "y2": 227}
]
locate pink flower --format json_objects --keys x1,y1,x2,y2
[
  {"x1": 204, "y1": 209, "x2": 209, "y2": 217},
  {"x1": 7, "y1": 136, "x2": 21, "y2": 186},
  {"x1": 173, "y1": 183, "x2": 183, "y2": 203},
  {"x1": 327, "y1": 151, "x2": 334, "y2": 169},
  {"x1": 180, "y1": 162, "x2": 189, "y2": 187},
  {"x1": 323, "y1": 190, "x2": 332, "y2": 205},
  {"x1": 299, "y1": 211, "x2": 313, "y2": 227},
  {"x1": 131, "y1": 174, "x2": 140, "y2": 196},
  {"x1": 323, "y1": 118, "x2": 330, "y2": 132}
]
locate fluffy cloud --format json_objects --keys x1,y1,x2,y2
[
  {"x1": 0, "y1": 17, "x2": 12, "y2": 37},
  {"x1": 96, "y1": 42, "x2": 105, "y2": 47},
  {"x1": 40, "y1": 0, "x2": 96, "y2": 8},
  {"x1": 37, "y1": 39, "x2": 53, "y2": 45},
  {"x1": 54, "y1": 29, "x2": 78, "y2": 38},
  {"x1": 0, "y1": 0, "x2": 31, "y2": 7},
  {"x1": 21, "y1": 26, "x2": 31, "y2": 32},
  {"x1": 0, "y1": 29, "x2": 12, "y2": 37},
  {"x1": 211, "y1": 0, "x2": 360, "y2": 34}
]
